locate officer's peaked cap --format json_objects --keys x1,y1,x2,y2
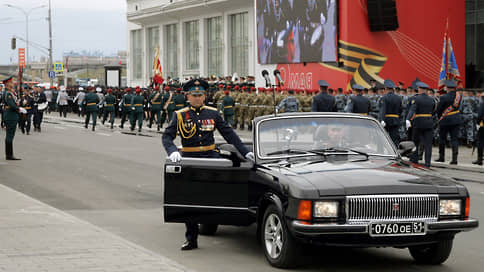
[
  {"x1": 383, "y1": 79, "x2": 396, "y2": 89},
  {"x1": 416, "y1": 81, "x2": 429, "y2": 89},
  {"x1": 318, "y1": 80, "x2": 329, "y2": 87},
  {"x1": 444, "y1": 79, "x2": 457, "y2": 88},
  {"x1": 352, "y1": 84, "x2": 365, "y2": 90},
  {"x1": 183, "y1": 79, "x2": 209, "y2": 95}
]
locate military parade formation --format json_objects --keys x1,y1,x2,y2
[{"x1": 1, "y1": 75, "x2": 484, "y2": 166}]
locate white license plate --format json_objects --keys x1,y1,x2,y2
[{"x1": 369, "y1": 222, "x2": 426, "y2": 237}]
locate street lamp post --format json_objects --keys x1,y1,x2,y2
[{"x1": 4, "y1": 3, "x2": 47, "y2": 81}]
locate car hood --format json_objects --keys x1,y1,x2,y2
[{"x1": 269, "y1": 159, "x2": 459, "y2": 196}]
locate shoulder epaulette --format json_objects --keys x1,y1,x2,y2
[{"x1": 204, "y1": 106, "x2": 218, "y2": 111}]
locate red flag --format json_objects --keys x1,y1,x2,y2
[{"x1": 153, "y1": 46, "x2": 163, "y2": 85}]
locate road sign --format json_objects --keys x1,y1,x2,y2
[
  {"x1": 18, "y1": 48, "x2": 25, "y2": 68},
  {"x1": 48, "y1": 71, "x2": 56, "y2": 79},
  {"x1": 53, "y1": 62, "x2": 64, "y2": 72}
]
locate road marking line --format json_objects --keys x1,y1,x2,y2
[
  {"x1": 96, "y1": 133, "x2": 111, "y2": 137},
  {"x1": 54, "y1": 126, "x2": 66, "y2": 130}
]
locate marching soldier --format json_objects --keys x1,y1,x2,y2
[
  {"x1": 120, "y1": 87, "x2": 133, "y2": 129},
  {"x1": 472, "y1": 91, "x2": 484, "y2": 165},
  {"x1": 19, "y1": 88, "x2": 34, "y2": 135},
  {"x1": 162, "y1": 79, "x2": 253, "y2": 251},
  {"x1": 379, "y1": 79, "x2": 403, "y2": 146},
  {"x1": 435, "y1": 80, "x2": 463, "y2": 165},
  {"x1": 405, "y1": 81, "x2": 436, "y2": 167},
  {"x1": 276, "y1": 89, "x2": 299, "y2": 113},
  {"x1": 130, "y1": 88, "x2": 145, "y2": 132},
  {"x1": 2, "y1": 76, "x2": 21, "y2": 160},
  {"x1": 461, "y1": 90, "x2": 475, "y2": 147},
  {"x1": 312, "y1": 80, "x2": 337, "y2": 112},
  {"x1": 220, "y1": 90, "x2": 235, "y2": 127},
  {"x1": 237, "y1": 86, "x2": 249, "y2": 130},
  {"x1": 335, "y1": 88, "x2": 347, "y2": 112},
  {"x1": 161, "y1": 86, "x2": 174, "y2": 126},
  {"x1": 173, "y1": 88, "x2": 187, "y2": 111},
  {"x1": 101, "y1": 88, "x2": 116, "y2": 129},
  {"x1": 345, "y1": 84, "x2": 371, "y2": 115},
  {"x1": 149, "y1": 85, "x2": 163, "y2": 131},
  {"x1": 33, "y1": 86, "x2": 47, "y2": 132},
  {"x1": 80, "y1": 86, "x2": 100, "y2": 131}
]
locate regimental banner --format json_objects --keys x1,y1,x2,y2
[{"x1": 18, "y1": 48, "x2": 25, "y2": 68}]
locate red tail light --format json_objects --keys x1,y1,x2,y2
[{"x1": 465, "y1": 197, "x2": 470, "y2": 219}]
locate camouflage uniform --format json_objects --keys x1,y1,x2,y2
[
  {"x1": 335, "y1": 94, "x2": 347, "y2": 112},
  {"x1": 461, "y1": 95, "x2": 475, "y2": 145}
]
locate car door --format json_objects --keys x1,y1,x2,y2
[{"x1": 163, "y1": 157, "x2": 253, "y2": 226}]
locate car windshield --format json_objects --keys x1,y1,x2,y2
[{"x1": 257, "y1": 116, "x2": 396, "y2": 159}]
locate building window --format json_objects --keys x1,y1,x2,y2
[
  {"x1": 230, "y1": 12, "x2": 248, "y2": 77},
  {"x1": 465, "y1": 0, "x2": 484, "y2": 87},
  {"x1": 164, "y1": 24, "x2": 178, "y2": 79},
  {"x1": 147, "y1": 26, "x2": 159, "y2": 81},
  {"x1": 131, "y1": 29, "x2": 143, "y2": 80},
  {"x1": 206, "y1": 16, "x2": 223, "y2": 77},
  {"x1": 184, "y1": 20, "x2": 199, "y2": 71}
]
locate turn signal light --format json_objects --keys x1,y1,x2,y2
[
  {"x1": 297, "y1": 200, "x2": 312, "y2": 221},
  {"x1": 465, "y1": 197, "x2": 470, "y2": 219}
]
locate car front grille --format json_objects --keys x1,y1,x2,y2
[{"x1": 346, "y1": 195, "x2": 439, "y2": 223}]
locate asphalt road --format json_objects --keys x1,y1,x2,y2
[{"x1": 1, "y1": 117, "x2": 483, "y2": 272}]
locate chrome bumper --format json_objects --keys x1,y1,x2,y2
[{"x1": 291, "y1": 218, "x2": 479, "y2": 235}]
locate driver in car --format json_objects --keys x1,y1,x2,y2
[
  {"x1": 313, "y1": 124, "x2": 347, "y2": 149},
  {"x1": 162, "y1": 79, "x2": 254, "y2": 251}
]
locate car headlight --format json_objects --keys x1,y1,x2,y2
[
  {"x1": 439, "y1": 199, "x2": 461, "y2": 216},
  {"x1": 314, "y1": 201, "x2": 339, "y2": 218}
]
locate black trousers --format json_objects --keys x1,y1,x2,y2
[
  {"x1": 59, "y1": 105, "x2": 68, "y2": 117},
  {"x1": 182, "y1": 150, "x2": 221, "y2": 241},
  {"x1": 439, "y1": 124, "x2": 459, "y2": 147},
  {"x1": 411, "y1": 127, "x2": 433, "y2": 167},
  {"x1": 385, "y1": 125, "x2": 400, "y2": 147},
  {"x1": 33, "y1": 110, "x2": 43, "y2": 128}
]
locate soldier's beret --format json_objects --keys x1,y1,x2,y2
[
  {"x1": 135, "y1": 88, "x2": 141, "y2": 93},
  {"x1": 444, "y1": 80, "x2": 457, "y2": 88},
  {"x1": 224, "y1": 91, "x2": 229, "y2": 95},
  {"x1": 219, "y1": 84, "x2": 224, "y2": 88},
  {"x1": 318, "y1": 80, "x2": 329, "y2": 87},
  {"x1": 250, "y1": 87, "x2": 256, "y2": 92},
  {"x1": 227, "y1": 85, "x2": 232, "y2": 90},
  {"x1": 107, "y1": 88, "x2": 113, "y2": 93},
  {"x1": 384, "y1": 79, "x2": 396, "y2": 89},
  {"x1": 234, "y1": 85, "x2": 240, "y2": 90}
]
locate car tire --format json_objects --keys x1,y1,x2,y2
[
  {"x1": 409, "y1": 239, "x2": 453, "y2": 265},
  {"x1": 261, "y1": 204, "x2": 300, "y2": 268},
  {"x1": 199, "y1": 224, "x2": 218, "y2": 236}
]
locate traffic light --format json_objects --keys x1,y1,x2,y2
[{"x1": 11, "y1": 37, "x2": 16, "y2": 50}]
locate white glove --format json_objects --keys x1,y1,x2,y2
[
  {"x1": 381, "y1": 121, "x2": 386, "y2": 127},
  {"x1": 169, "y1": 151, "x2": 182, "y2": 163},
  {"x1": 477, "y1": 124, "x2": 480, "y2": 130},
  {"x1": 19, "y1": 107, "x2": 27, "y2": 114},
  {"x1": 131, "y1": 107, "x2": 135, "y2": 111},
  {"x1": 405, "y1": 120, "x2": 411, "y2": 130},
  {"x1": 245, "y1": 152, "x2": 255, "y2": 162},
  {"x1": 275, "y1": 108, "x2": 279, "y2": 114}
]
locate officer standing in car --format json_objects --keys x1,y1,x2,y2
[
  {"x1": 312, "y1": 80, "x2": 336, "y2": 112},
  {"x1": 162, "y1": 79, "x2": 254, "y2": 251},
  {"x1": 379, "y1": 79, "x2": 403, "y2": 146},
  {"x1": 405, "y1": 81, "x2": 436, "y2": 167}
]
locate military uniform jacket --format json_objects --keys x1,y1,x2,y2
[
  {"x1": 102, "y1": 94, "x2": 116, "y2": 111},
  {"x1": 162, "y1": 106, "x2": 249, "y2": 156},
  {"x1": 406, "y1": 93, "x2": 436, "y2": 129},
  {"x1": 21, "y1": 95, "x2": 35, "y2": 114},
  {"x1": 437, "y1": 91, "x2": 462, "y2": 126},
  {"x1": 3, "y1": 89, "x2": 19, "y2": 121},
  {"x1": 173, "y1": 94, "x2": 186, "y2": 110},
  {"x1": 33, "y1": 92, "x2": 47, "y2": 110},
  {"x1": 345, "y1": 94, "x2": 370, "y2": 114},
  {"x1": 379, "y1": 92, "x2": 403, "y2": 126},
  {"x1": 150, "y1": 92, "x2": 163, "y2": 111},
  {"x1": 220, "y1": 95, "x2": 235, "y2": 115},
  {"x1": 130, "y1": 94, "x2": 145, "y2": 113},
  {"x1": 82, "y1": 93, "x2": 100, "y2": 112},
  {"x1": 477, "y1": 97, "x2": 484, "y2": 127},
  {"x1": 122, "y1": 93, "x2": 133, "y2": 111},
  {"x1": 277, "y1": 95, "x2": 299, "y2": 112},
  {"x1": 312, "y1": 92, "x2": 336, "y2": 112}
]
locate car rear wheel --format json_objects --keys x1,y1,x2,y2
[
  {"x1": 199, "y1": 224, "x2": 218, "y2": 235},
  {"x1": 261, "y1": 204, "x2": 300, "y2": 268},
  {"x1": 409, "y1": 239, "x2": 453, "y2": 265}
]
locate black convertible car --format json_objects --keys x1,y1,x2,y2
[{"x1": 163, "y1": 113, "x2": 478, "y2": 268}]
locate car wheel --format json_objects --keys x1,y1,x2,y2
[
  {"x1": 199, "y1": 224, "x2": 218, "y2": 236},
  {"x1": 409, "y1": 239, "x2": 453, "y2": 265},
  {"x1": 261, "y1": 204, "x2": 300, "y2": 268}
]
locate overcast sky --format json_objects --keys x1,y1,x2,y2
[{"x1": 0, "y1": 0, "x2": 127, "y2": 65}]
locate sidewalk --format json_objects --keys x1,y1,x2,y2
[
  {"x1": 0, "y1": 184, "x2": 191, "y2": 272},
  {"x1": 43, "y1": 113, "x2": 484, "y2": 173}
]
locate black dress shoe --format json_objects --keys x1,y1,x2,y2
[{"x1": 181, "y1": 240, "x2": 198, "y2": 251}]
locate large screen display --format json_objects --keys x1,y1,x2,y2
[{"x1": 257, "y1": 0, "x2": 338, "y2": 64}]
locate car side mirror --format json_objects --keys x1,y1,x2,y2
[{"x1": 398, "y1": 141, "x2": 415, "y2": 157}]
